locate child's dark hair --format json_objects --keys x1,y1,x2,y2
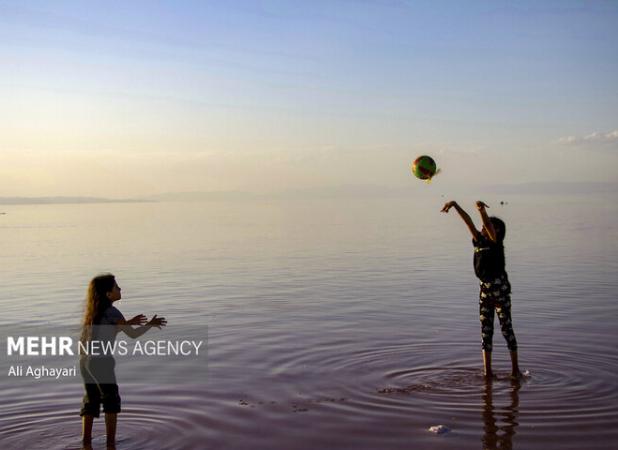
[
  {"x1": 80, "y1": 273, "x2": 116, "y2": 343},
  {"x1": 489, "y1": 216, "x2": 506, "y2": 242}
]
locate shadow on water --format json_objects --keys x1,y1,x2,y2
[{"x1": 481, "y1": 377, "x2": 520, "y2": 450}]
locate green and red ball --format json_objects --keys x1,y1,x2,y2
[{"x1": 411, "y1": 155, "x2": 437, "y2": 180}]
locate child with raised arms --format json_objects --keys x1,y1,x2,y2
[{"x1": 441, "y1": 200, "x2": 522, "y2": 379}]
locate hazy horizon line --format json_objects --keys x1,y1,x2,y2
[{"x1": 1, "y1": 181, "x2": 618, "y2": 205}]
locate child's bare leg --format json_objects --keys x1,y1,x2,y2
[
  {"x1": 510, "y1": 351, "x2": 522, "y2": 378},
  {"x1": 105, "y1": 412, "x2": 117, "y2": 447},
  {"x1": 82, "y1": 415, "x2": 94, "y2": 444},
  {"x1": 482, "y1": 350, "x2": 492, "y2": 377}
]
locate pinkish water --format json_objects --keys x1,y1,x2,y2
[{"x1": 1, "y1": 195, "x2": 617, "y2": 449}]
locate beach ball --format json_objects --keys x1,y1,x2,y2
[{"x1": 411, "y1": 155, "x2": 438, "y2": 181}]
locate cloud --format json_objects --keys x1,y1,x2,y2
[{"x1": 558, "y1": 130, "x2": 618, "y2": 146}]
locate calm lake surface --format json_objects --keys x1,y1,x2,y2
[{"x1": 1, "y1": 194, "x2": 617, "y2": 449}]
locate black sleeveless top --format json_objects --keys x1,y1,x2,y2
[{"x1": 472, "y1": 234, "x2": 506, "y2": 282}]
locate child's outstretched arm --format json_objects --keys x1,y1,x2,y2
[
  {"x1": 476, "y1": 201, "x2": 497, "y2": 242},
  {"x1": 117, "y1": 314, "x2": 167, "y2": 339},
  {"x1": 441, "y1": 201, "x2": 481, "y2": 240}
]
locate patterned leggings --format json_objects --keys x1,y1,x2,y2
[{"x1": 479, "y1": 274, "x2": 518, "y2": 352}]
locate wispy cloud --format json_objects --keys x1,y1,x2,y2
[{"x1": 558, "y1": 130, "x2": 618, "y2": 146}]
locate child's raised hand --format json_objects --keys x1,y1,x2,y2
[
  {"x1": 148, "y1": 314, "x2": 167, "y2": 329},
  {"x1": 127, "y1": 314, "x2": 147, "y2": 326},
  {"x1": 476, "y1": 201, "x2": 489, "y2": 211},
  {"x1": 441, "y1": 201, "x2": 457, "y2": 213}
]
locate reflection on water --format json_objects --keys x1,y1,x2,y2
[
  {"x1": 482, "y1": 377, "x2": 520, "y2": 450},
  {"x1": 0, "y1": 197, "x2": 617, "y2": 449}
]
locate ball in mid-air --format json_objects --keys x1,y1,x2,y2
[{"x1": 411, "y1": 155, "x2": 437, "y2": 180}]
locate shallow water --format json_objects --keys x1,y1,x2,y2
[{"x1": 1, "y1": 195, "x2": 617, "y2": 449}]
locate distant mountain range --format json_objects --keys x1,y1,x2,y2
[
  {"x1": 1, "y1": 182, "x2": 616, "y2": 205},
  {"x1": 483, "y1": 182, "x2": 618, "y2": 195},
  {"x1": 0, "y1": 196, "x2": 146, "y2": 205},
  {"x1": 143, "y1": 182, "x2": 618, "y2": 202}
]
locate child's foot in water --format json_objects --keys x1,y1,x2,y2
[
  {"x1": 511, "y1": 370, "x2": 524, "y2": 380},
  {"x1": 483, "y1": 371, "x2": 498, "y2": 380}
]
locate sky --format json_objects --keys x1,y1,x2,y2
[{"x1": 1, "y1": 0, "x2": 617, "y2": 198}]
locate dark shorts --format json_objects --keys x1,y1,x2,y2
[
  {"x1": 80, "y1": 356, "x2": 121, "y2": 417},
  {"x1": 479, "y1": 274, "x2": 518, "y2": 352}
]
